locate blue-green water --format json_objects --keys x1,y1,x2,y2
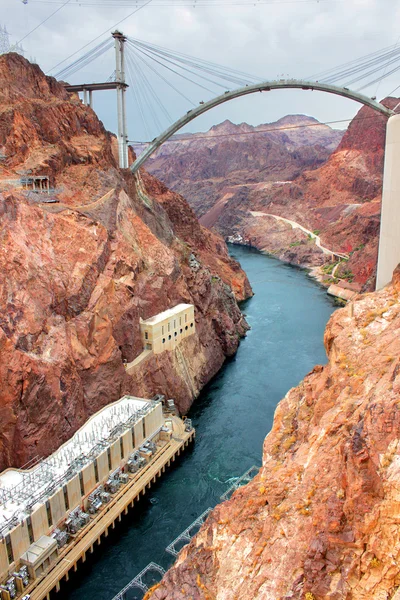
[{"x1": 62, "y1": 245, "x2": 336, "y2": 600}]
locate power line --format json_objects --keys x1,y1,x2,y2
[
  {"x1": 46, "y1": 0, "x2": 152, "y2": 74},
  {"x1": 28, "y1": 0, "x2": 345, "y2": 5},
  {"x1": 387, "y1": 83, "x2": 400, "y2": 97},
  {"x1": 16, "y1": 0, "x2": 71, "y2": 45},
  {"x1": 127, "y1": 51, "x2": 164, "y2": 133},
  {"x1": 129, "y1": 114, "x2": 388, "y2": 144},
  {"x1": 307, "y1": 43, "x2": 400, "y2": 80}
]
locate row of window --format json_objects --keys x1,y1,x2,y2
[
  {"x1": 3, "y1": 421, "x2": 150, "y2": 563},
  {"x1": 162, "y1": 323, "x2": 193, "y2": 343},
  {"x1": 161, "y1": 313, "x2": 189, "y2": 336},
  {"x1": 144, "y1": 315, "x2": 192, "y2": 341}
]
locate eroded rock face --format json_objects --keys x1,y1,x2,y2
[
  {"x1": 0, "y1": 53, "x2": 251, "y2": 469},
  {"x1": 141, "y1": 116, "x2": 343, "y2": 221},
  {"x1": 148, "y1": 271, "x2": 400, "y2": 600},
  {"x1": 143, "y1": 101, "x2": 399, "y2": 290}
]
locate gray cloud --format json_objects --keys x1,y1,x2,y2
[{"x1": 4, "y1": 0, "x2": 400, "y2": 139}]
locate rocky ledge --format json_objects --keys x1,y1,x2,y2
[{"x1": 148, "y1": 267, "x2": 400, "y2": 600}]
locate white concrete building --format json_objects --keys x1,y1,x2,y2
[
  {"x1": 140, "y1": 304, "x2": 195, "y2": 354},
  {"x1": 0, "y1": 396, "x2": 164, "y2": 587}
]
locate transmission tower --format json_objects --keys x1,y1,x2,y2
[
  {"x1": 10, "y1": 42, "x2": 25, "y2": 57},
  {"x1": 0, "y1": 25, "x2": 25, "y2": 57},
  {"x1": 0, "y1": 25, "x2": 10, "y2": 55}
]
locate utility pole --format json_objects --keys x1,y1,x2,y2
[{"x1": 112, "y1": 30, "x2": 129, "y2": 169}]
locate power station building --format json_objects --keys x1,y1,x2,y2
[
  {"x1": 140, "y1": 303, "x2": 195, "y2": 354},
  {"x1": 0, "y1": 396, "x2": 165, "y2": 593}
]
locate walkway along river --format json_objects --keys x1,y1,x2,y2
[{"x1": 62, "y1": 245, "x2": 337, "y2": 600}]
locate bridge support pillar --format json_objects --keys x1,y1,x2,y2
[
  {"x1": 113, "y1": 30, "x2": 129, "y2": 169},
  {"x1": 376, "y1": 114, "x2": 400, "y2": 289}
]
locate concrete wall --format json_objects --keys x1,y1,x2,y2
[
  {"x1": 110, "y1": 440, "x2": 122, "y2": 470},
  {"x1": 31, "y1": 505, "x2": 48, "y2": 541},
  {"x1": 377, "y1": 114, "x2": 400, "y2": 289},
  {"x1": 97, "y1": 450, "x2": 109, "y2": 482},
  {"x1": 82, "y1": 463, "x2": 96, "y2": 495},
  {"x1": 67, "y1": 474, "x2": 82, "y2": 512},
  {"x1": 146, "y1": 403, "x2": 164, "y2": 435},
  {"x1": 133, "y1": 418, "x2": 145, "y2": 448},
  {"x1": 140, "y1": 305, "x2": 195, "y2": 354},
  {"x1": 10, "y1": 523, "x2": 30, "y2": 567},
  {"x1": 0, "y1": 540, "x2": 9, "y2": 581},
  {"x1": 122, "y1": 430, "x2": 133, "y2": 458},
  {"x1": 49, "y1": 489, "x2": 66, "y2": 526}
]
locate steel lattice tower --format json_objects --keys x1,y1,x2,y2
[{"x1": 0, "y1": 25, "x2": 10, "y2": 55}]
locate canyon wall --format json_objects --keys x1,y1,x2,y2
[
  {"x1": 0, "y1": 53, "x2": 251, "y2": 470},
  {"x1": 144, "y1": 102, "x2": 399, "y2": 290},
  {"x1": 149, "y1": 267, "x2": 400, "y2": 600},
  {"x1": 140, "y1": 115, "x2": 343, "y2": 222}
]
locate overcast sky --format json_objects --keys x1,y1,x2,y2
[{"x1": 3, "y1": 0, "x2": 400, "y2": 140}]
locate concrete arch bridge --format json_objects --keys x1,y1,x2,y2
[{"x1": 129, "y1": 79, "x2": 400, "y2": 291}]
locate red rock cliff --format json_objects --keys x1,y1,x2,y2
[
  {"x1": 144, "y1": 101, "x2": 399, "y2": 290},
  {"x1": 0, "y1": 53, "x2": 251, "y2": 470},
  {"x1": 148, "y1": 269, "x2": 400, "y2": 600}
]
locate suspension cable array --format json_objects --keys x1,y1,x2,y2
[
  {"x1": 54, "y1": 38, "x2": 114, "y2": 80},
  {"x1": 307, "y1": 42, "x2": 400, "y2": 92},
  {"x1": 123, "y1": 36, "x2": 264, "y2": 137},
  {"x1": 50, "y1": 31, "x2": 400, "y2": 143}
]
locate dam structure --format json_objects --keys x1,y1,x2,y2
[{"x1": 0, "y1": 396, "x2": 194, "y2": 600}]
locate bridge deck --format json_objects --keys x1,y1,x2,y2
[{"x1": 64, "y1": 82, "x2": 128, "y2": 92}]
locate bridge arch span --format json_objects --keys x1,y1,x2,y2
[{"x1": 130, "y1": 79, "x2": 394, "y2": 173}]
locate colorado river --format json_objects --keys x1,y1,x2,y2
[{"x1": 63, "y1": 245, "x2": 336, "y2": 600}]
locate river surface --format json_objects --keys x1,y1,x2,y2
[{"x1": 63, "y1": 245, "x2": 336, "y2": 600}]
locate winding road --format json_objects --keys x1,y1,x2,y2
[{"x1": 249, "y1": 211, "x2": 349, "y2": 261}]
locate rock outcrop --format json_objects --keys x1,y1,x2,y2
[
  {"x1": 0, "y1": 53, "x2": 251, "y2": 470},
  {"x1": 140, "y1": 116, "x2": 343, "y2": 222},
  {"x1": 148, "y1": 268, "x2": 400, "y2": 600}
]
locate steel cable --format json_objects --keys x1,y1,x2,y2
[
  {"x1": 130, "y1": 36, "x2": 262, "y2": 83},
  {"x1": 129, "y1": 38, "x2": 258, "y2": 87},
  {"x1": 127, "y1": 45, "x2": 197, "y2": 106},
  {"x1": 129, "y1": 40, "x2": 238, "y2": 89},
  {"x1": 128, "y1": 52, "x2": 164, "y2": 132},
  {"x1": 129, "y1": 41, "x2": 229, "y2": 91},
  {"x1": 125, "y1": 53, "x2": 151, "y2": 139},
  {"x1": 126, "y1": 40, "x2": 218, "y2": 95}
]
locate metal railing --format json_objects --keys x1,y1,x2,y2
[
  {"x1": 166, "y1": 508, "x2": 213, "y2": 556},
  {"x1": 111, "y1": 562, "x2": 166, "y2": 599},
  {"x1": 220, "y1": 465, "x2": 259, "y2": 501}
]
